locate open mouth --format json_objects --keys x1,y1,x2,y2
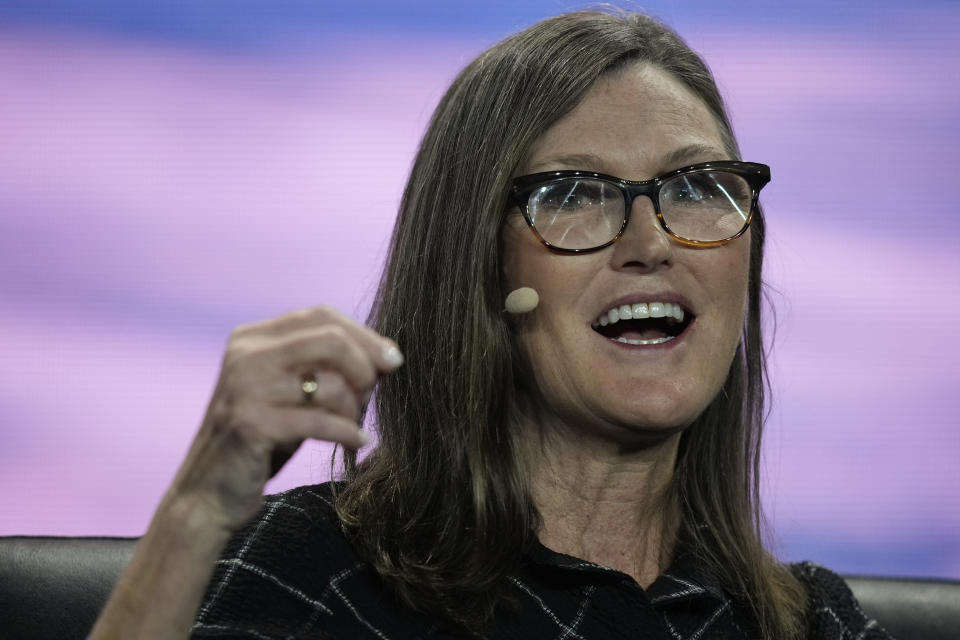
[{"x1": 590, "y1": 302, "x2": 693, "y2": 346}]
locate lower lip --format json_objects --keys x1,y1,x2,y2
[{"x1": 593, "y1": 319, "x2": 694, "y2": 352}]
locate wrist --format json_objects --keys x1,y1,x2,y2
[{"x1": 152, "y1": 490, "x2": 242, "y2": 545}]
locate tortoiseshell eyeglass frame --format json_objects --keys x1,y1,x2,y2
[{"x1": 508, "y1": 161, "x2": 771, "y2": 253}]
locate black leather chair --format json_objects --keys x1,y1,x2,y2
[
  {"x1": 1, "y1": 535, "x2": 958, "y2": 639},
  {"x1": 844, "y1": 574, "x2": 960, "y2": 639},
  {"x1": 1, "y1": 536, "x2": 137, "y2": 640}
]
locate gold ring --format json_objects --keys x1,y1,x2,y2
[{"x1": 300, "y1": 374, "x2": 319, "y2": 403}]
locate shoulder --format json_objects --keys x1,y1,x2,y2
[
  {"x1": 192, "y1": 482, "x2": 365, "y2": 637},
  {"x1": 789, "y1": 561, "x2": 894, "y2": 639},
  {"x1": 220, "y1": 482, "x2": 349, "y2": 560}
]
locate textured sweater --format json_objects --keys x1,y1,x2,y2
[{"x1": 191, "y1": 483, "x2": 892, "y2": 639}]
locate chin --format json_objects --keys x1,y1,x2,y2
[
  {"x1": 603, "y1": 377, "x2": 715, "y2": 428},
  {"x1": 619, "y1": 409, "x2": 700, "y2": 438}
]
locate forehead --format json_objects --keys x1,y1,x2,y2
[{"x1": 524, "y1": 62, "x2": 727, "y2": 178}]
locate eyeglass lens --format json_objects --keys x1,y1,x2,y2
[{"x1": 526, "y1": 170, "x2": 752, "y2": 250}]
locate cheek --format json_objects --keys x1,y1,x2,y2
[
  {"x1": 501, "y1": 224, "x2": 598, "y2": 396},
  {"x1": 706, "y1": 240, "x2": 752, "y2": 354},
  {"x1": 730, "y1": 238, "x2": 752, "y2": 319},
  {"x1": 502, "y1": 217, "x2": 599, "y2": 307}
]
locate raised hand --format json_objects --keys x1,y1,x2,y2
[
  {"x1": 91, "y1": 306, "x2": 402, "y2": 639},
  {"x1": 168, "y1": 306, "x2": 403, "y2": 533}
]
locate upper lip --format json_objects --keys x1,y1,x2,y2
[{"x1": 591, "y1": 292, "x2": 695, "y2": 324}]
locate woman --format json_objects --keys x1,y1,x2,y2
[{"x1": 92, "y1": 9, "x2": 891, "y2": 640}]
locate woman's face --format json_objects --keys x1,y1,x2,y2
[{"x1": 503, "y1": 62, "x2": 751, "y2": 444}]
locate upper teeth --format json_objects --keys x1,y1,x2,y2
[{"x1": 592, "y1": 302, "x2": 685, "y2": 328}]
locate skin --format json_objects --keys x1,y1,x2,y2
[{"x1": 502, "y1": 62, "x2": 751, "y2": 585}]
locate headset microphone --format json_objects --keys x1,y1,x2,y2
[{"x1": 504, "y1": 287, "x2": 540, "y2": 314}]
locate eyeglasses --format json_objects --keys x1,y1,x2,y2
[{"x1": 509, "y1": 161, "x2": 770, "y2": 253}]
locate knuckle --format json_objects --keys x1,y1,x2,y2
[
  {"x1": 230, "y1": 316, "x2": 276, "y2": 341},
  {"x1": 295, "y1": 305, "x2": 336, "y2": 326},
  {"x1": 311, "y1": 305, "x2": 339, "y2": 322},
  {"x1": 229, "y1": 323, "x2": 252, "y2": 340},
  {"x1": 224, "y1": 333, "x2": 265, "y2": 365},
  {"x1": 320, "y1": 323, "x2": 349, "y2": 343},
  {"x1": 315, "y1": 326, "x2": 352, "y2": 358},
  {"x1": 289, "y1": 308, "x2": 313, "y2": 323}
]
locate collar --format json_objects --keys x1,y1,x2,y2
[{"x1": 524, "y1": 538, "x2": 730, "y2": 609}]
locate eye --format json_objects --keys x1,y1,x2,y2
[
  {"x1": 534, "y1": 179, "x2": 611, "y2": 211},
  {"x1": 671, "y1": 174, "x2": 714, "y2": 203},
  {"x1": 663, "y1": 171, "x2": 751, "y2": 209}
]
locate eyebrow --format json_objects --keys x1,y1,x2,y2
[
  {"x1": 658, "y1": 143, "x2": 729, "y2": 170},
  {"x1": 524, "y1": 143, "x2": 729, "y2": 176},
  {"x1": 525, "y1": 153, "x2": 607, "y2": 173}
]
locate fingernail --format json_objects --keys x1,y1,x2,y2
[
  {"x1": 357, "y1": 429, "x2": 371, "y2": 446},
  {"x1": 382, "y1": 345, "x2": 404, "y2": 369}
]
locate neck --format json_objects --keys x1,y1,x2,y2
[{"x1": 519, "y1": 415, "x2": 682, "y2": 588}]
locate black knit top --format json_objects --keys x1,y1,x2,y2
[{"x1": 191, "y1": 483, "x2": 892, "y2": 639}]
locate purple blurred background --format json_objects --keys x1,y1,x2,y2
[{"x1": 1, "y1": 1, "x2": 958, "y2": 579}]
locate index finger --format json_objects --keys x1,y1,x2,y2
[{"x1": 245, "y1": 306, "x2": 404, "y2": 374}]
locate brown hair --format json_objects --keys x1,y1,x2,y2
[{"x1": 336, "y1": 9, "x2": 806, "y2": 638}]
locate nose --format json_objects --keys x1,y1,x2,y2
[{"x1": 609, "y1": 194, "x2": 673, "y2": 272}]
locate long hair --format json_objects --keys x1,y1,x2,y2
[{"x1": 336, "y1": 9, "x2": 806, "y2": 638}]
